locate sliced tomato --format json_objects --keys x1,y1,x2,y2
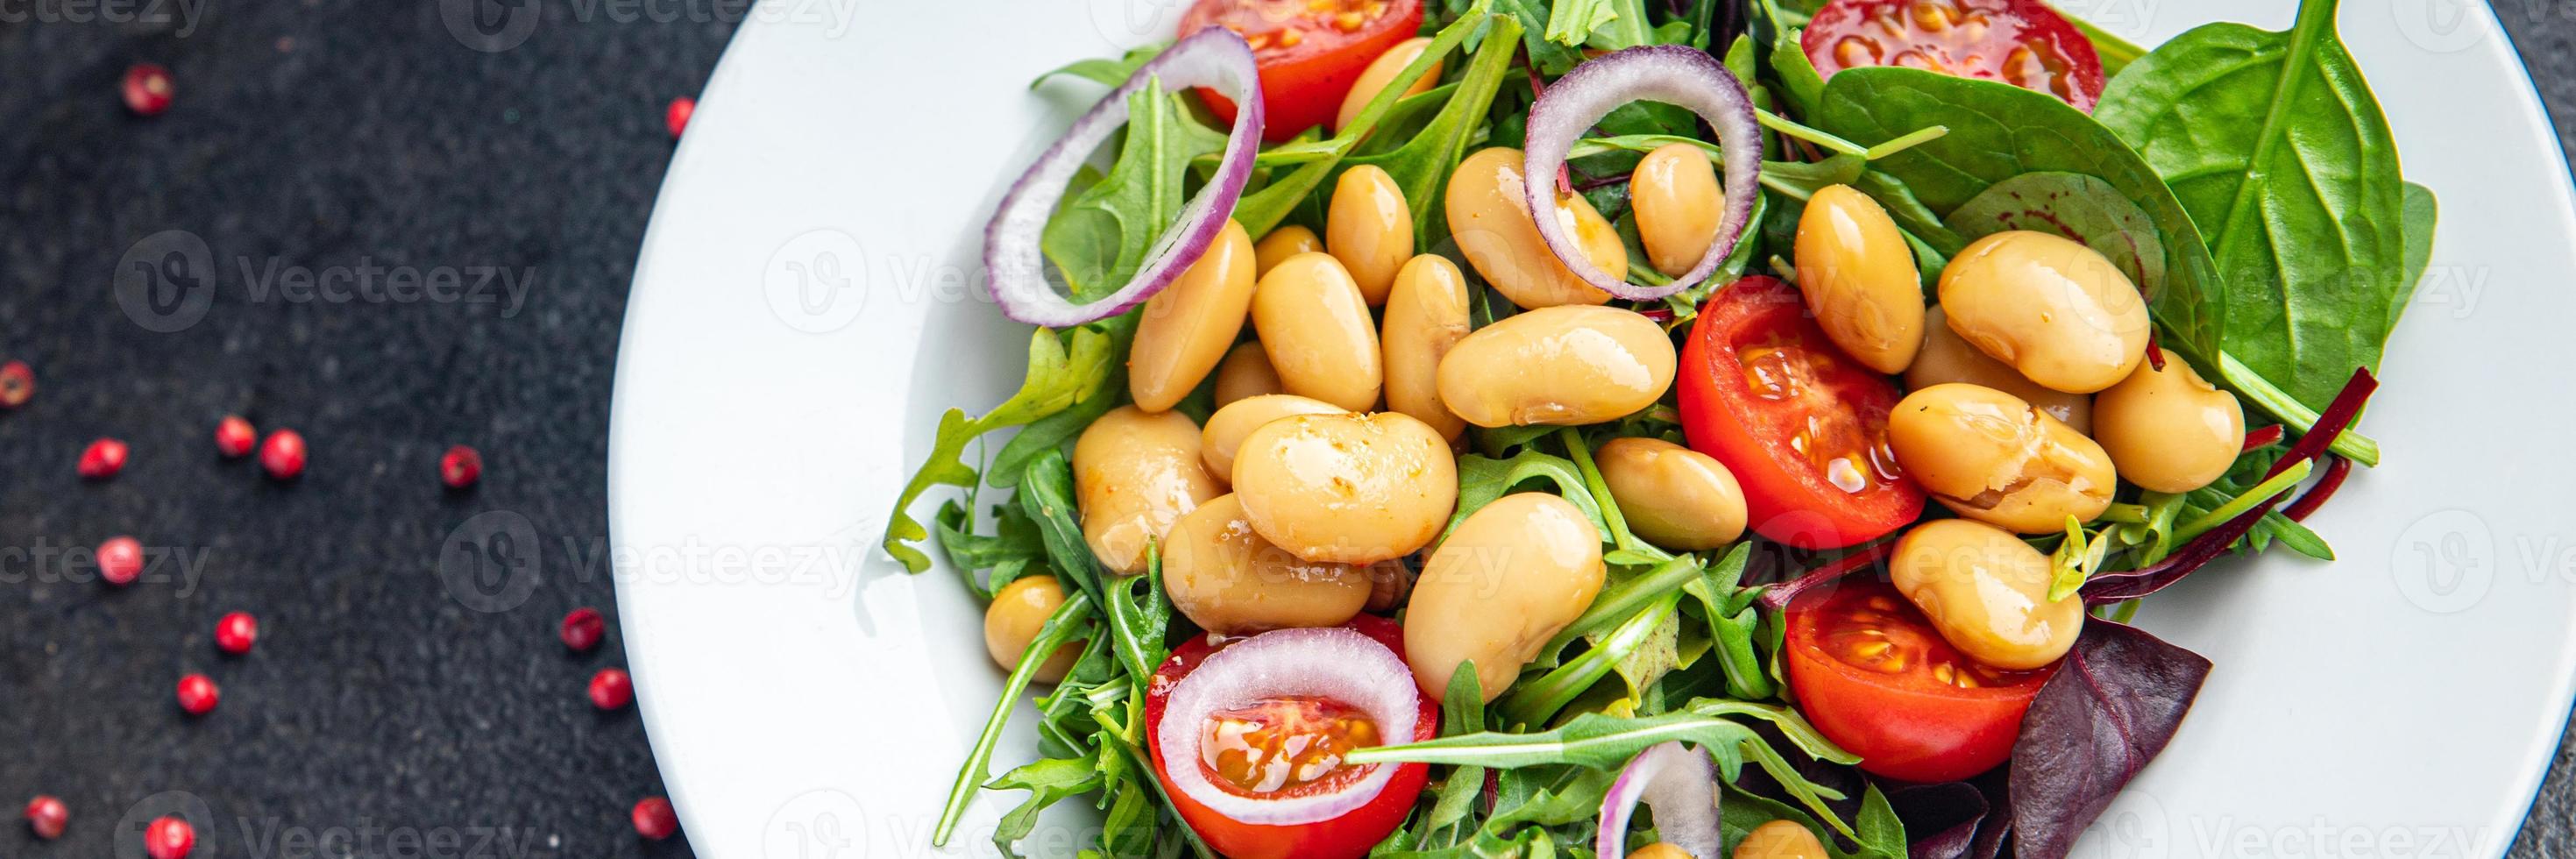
[
  {"x1": 1784, "y1": 579, "x2": 2057, "y2": 783},
  {"x1": 1144, "y1": 615, "x2": 1436, "y2": 859},
  {"x1": 1678, "y1": 276, "x2": 1923, "y2": 549},
  {"x1": 1179, "y1": 0, "x2": 1425, "y2": 141},
  {"x1": 1800, "y1": 0, "x2": 2106, "y2": 111}
]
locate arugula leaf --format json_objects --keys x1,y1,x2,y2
[
  {"x1": 884, "y1": 322, "x2": 1127, "y2": 573},
  {"x1": 1445, "y1": 449, "x2": 1612, "y2": 541},
  {"x1": 936, "y1": 591, "x2": 1099, "y2": 845},
  {"x1": 1016, "y1": 448, "x2": 1112, "y2": 603},
  {"x1": 2094, "y1": 0, "x2": 2410, "y2": 410},
  {"x1": 1813, "y1": 67, "x2": 2225, "y2": 362},
  {"x1": 1721, "y1": 786, "x2": 1906, "y2": 859},
  {"x1": 1545, "y1": 0, "x2": 1622, "y2": 47},
  {"x1": 1348, "y1": 700, "x2": 1851, "y2": 770},
  {"x1": 1030, "y1": 43, "x2": 1164, "y2": 89},
  {"x1": 1240, "y1": 12, "x2": 1522, "y2": 248},
  {"x1": 988, "y1": 756, "x2": 1103, "y2": 856},
  {"x1": 1040, "y1": 82, "x2": 1231, "y2": 302}
]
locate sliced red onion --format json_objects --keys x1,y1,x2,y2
[
  {"x1": 1596, "y1": 741, "x2": 1723, "y2": 858},
  {"x1": 984, "y1": 27, "x2": 1263, "y2": 327},
  {"x1": 1522, "y1": 46, "x2": 1762, "y2": 302},
  {"x1": 1153, "y1": 626, "x2": 1421, "y2": 827}
]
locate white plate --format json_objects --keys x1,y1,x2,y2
[{"x1": 607, "y1": 1, "x2": 2576, "y2": 855}]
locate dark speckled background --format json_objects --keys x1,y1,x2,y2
[{"x1": 0, "y1": 1, "x2": 2571, "y2": 857}]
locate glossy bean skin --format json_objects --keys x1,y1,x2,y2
[
  {"x1": 1445, "y1": 147, "x2": 1625, "y2": 309},
  {"x1": 984, "y1": 576, "x2": 1082, "y2": 684},
  {"x1": 1329, "y1": 165, "x2": 1415, "y2": 305},
  {"x1": 1887, "y1": 384, "x2": 2116, "y2": 534},
  {"x1": 1212, "y1": 342, "x2": 1284, "y2": 407},
  {"x1": 1253, "y1": 224, "x2": 1323, "y2": 276},
  {"x1": 1891, "y1": 519, "x2": 2084, "y2": 670},
  {"x1": 1129, "y1": 219, "x2": 1258, "y2": 412},
  {"x1": 1631, "y1": 143, "x2": 1724, "y2": 278},
  {"x1": 1437, "y1": 305, "x2": 1676, "y2": 428},
  {"x1": 1909, "y1": 308, "x2": 2092, "y2": 434},
  {"x1": 2093, "y1": 347, "x2": 2246, "y2": 493},
  {"x1": 1629, "y1": 845, "x2": 1692, "y2": 859},
  {"x1": 1073, "y1": 406, "x2": 1222, "y2": 575},
  {"x1": 1231, "y1": 411, "x2": 1457, "y2": 564},
  {"x1": 1403, "y1": 493, "x2": 1605, "y2": 701},
  {"x1": 1938, "y1": 231, "x2": 2151, "y2": 394},
  {"x1": 1251, "y1": 252, "x2": 1384, "y2": 412},
  {"x1": 1162, "y1": 494, "x2": 1373, "y2": 635},
  {"x1": 1200, "y1": 394, "x2": 1350, "y2": 481},
  {"x1": 1734, "y1": 820, "x2": 1831, "y2": 859},
  {"x1": 1380, "y1": 254, "x2": 1473, "y2": 440},
  {"x1": 1596, "y1": 437, "x2": 1746, "y2": 551},
  {"x1": 1794, "y1": 185, "x2": 1924, "y2": 374},
  {"x1": 1335, "y1": 37, "x2": 1442, "y2": 132}
]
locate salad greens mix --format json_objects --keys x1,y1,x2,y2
[{"x1": 884, "y1": 0, "x2": 2431, "y2": 855}]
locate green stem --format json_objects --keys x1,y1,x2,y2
[
  {"x1": 1537, "y1": 555, "x2": 1702, "y2": 663},
  {"x1": 1755, "y1": 108, "x2": 1869, "y2": 157},
  {"x1": 934, "y1": 592, "x2": 1096, "y2": 845},
  {"x1": 2218, "y1": 352, "x2": 2380, "y2": 466},
  {"x1": 1557, "y1": 428, "x2": 1643, "y2": 554},
  {"x1": 2098, "y1": 502, "x2": 2149, "y2": 524},
  {"x1": 2175, "y1": 458, "x2": 2314, "y2": 543},
  {"x1": 1498, "y1": 594, "x2": 1680, "y2": 728},
  {"x1": 1860, "y1": 124, "x2": 1950, "y2": 160}
]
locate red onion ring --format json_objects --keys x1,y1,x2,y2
[
  {"x1": 1595, "y1": 741, "x2": 1722, "y2": 858},
  {"x1": 1153, "y1": 627, "x2": 1422, "y2": 827},
  {"x1": 984, "y1": 27, "x2": 1263, "y2": 327},
  {"x1": 1522, "y1": 46, "x2": 1762, "y2": 302}
]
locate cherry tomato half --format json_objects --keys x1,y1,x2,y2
[
  {"x1": 1801, "y1": 0, "x2": 2106, "y2": 111},
  {"x1": 1144, "y1": 615, "x2": 1436, "y2": 859},
  {"x1": 1180, "y1": 0, "x2": 1425, "y2": 141},
  {"x1": 1785, "y1": 579, "x2": 2058, "y2": 783},
  {"x1": 1678, "y1": 276, "x2": 1923, "y2": 549}
]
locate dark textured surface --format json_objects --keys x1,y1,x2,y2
[{"x1": 0, "y1": 2, "x2": 2571, "y2": 858}]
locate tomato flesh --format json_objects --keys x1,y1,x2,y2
[
  {"x1": 1801, "y1": 0, "x2": 2106, "y2": 111},
  {"x1": 1679, "y1": 276, "x2": 1923, "y2": 548},
  {"x1": 1145, "y1": 615, "x2": 1435, "y2": 859},
  {"x1": 1180, "y1": 0, "x2": 1425, "y2": 141},
  {"x1": 1785, "y1": 579, "x2": 2057, "y2": 783}
]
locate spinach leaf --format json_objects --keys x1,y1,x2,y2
[
  {"x1": 2007, "y1": 620, "x2": 2211, "y2": 859},
  {"x1": 1040, "y1": 82, "x2": 1230, "y2": 302},
  {"x1": 2093, "y1": 0, "x2": 2409, "y2": 409},
  {"x1": 1944, "y1": 172, "x2": 2165, "y2": 292},
  {"x1": 2391, "y1": 181, "x2": 2439, "y2": 335},
  {"x1": 884, "y1": 321, "x2": 1128, "y2": 573},
  {"x1": 1813, "y1": 67, "x2": 2224, "y2": 360}
]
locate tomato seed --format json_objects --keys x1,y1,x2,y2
[
  {"x1": 24, "y1": 795, "x2": 67, "y2": 840},
  {"x1": 79, "y1": 438, "x2": 130, "y2": 479},
  {"x1": 0, "y1": 360, "x2": 31, "y2": 409},
  {"x1": 122, "y1": 64, "x2": 174, "y2": 117},
  {"x1": 145, "y1": 815, "x2": 194, "y2": 859},
  {"x1": 216, "y1": 415, "x2": 256, "y2": 458},
  {"x1": 589, "y1": 667, "x2": 633, "y2": 710},
  {"x1": 216, "y1": 612, "x2": 259, "y2": 655},
  {"x1": 98, "y1": 536, "x2": 144, "y2": 586},
  {"x1": 665, "y1": 96, "x2": 694, "y2": 139},
  {"x1": 259, "y1": 429, "x2": 306, "y2": 479},
  {"x1": 560, "y1": 607, "x2": 606, "y2": 652},
  {"x1": 440, "y1": 444, "x2": 482, "y2": 489},
  {"x1": 631, "y1": 797, "x2": 678, "y2": 841},
  {"x1": 175, "y1": 674, "x2": 219, "y2": 715}
]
